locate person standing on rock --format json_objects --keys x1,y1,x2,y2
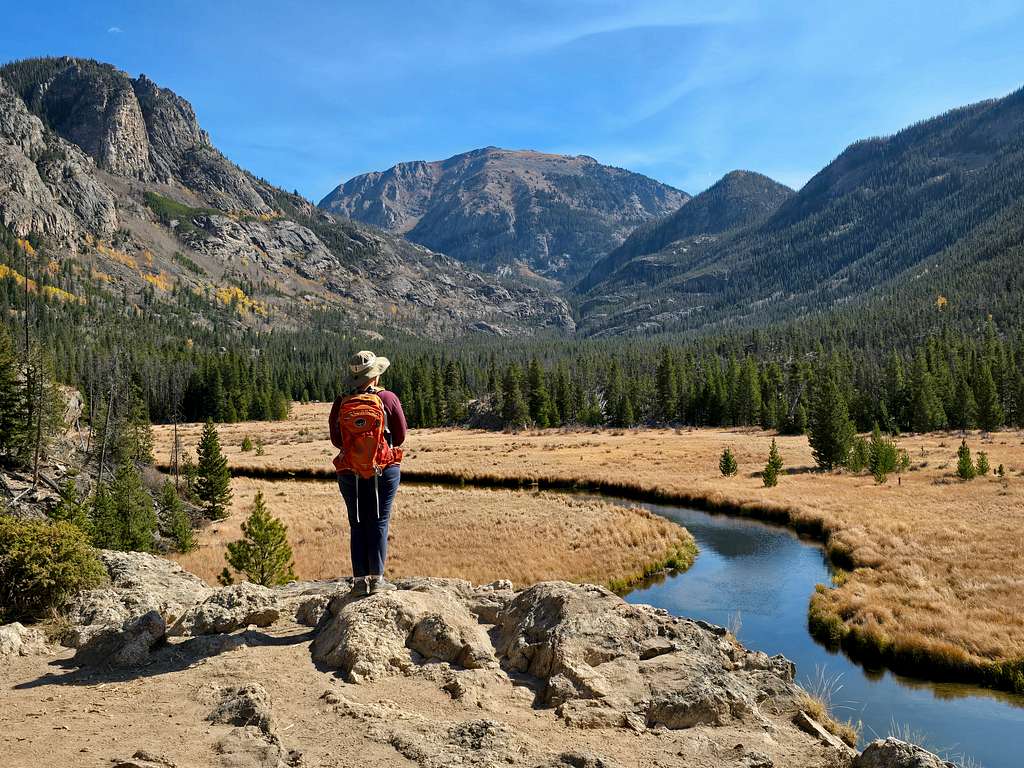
[{"x1": 329, "y1": 351, "x2": 407, "y2": 596}]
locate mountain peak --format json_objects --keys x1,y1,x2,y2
[{"x1": 319, "y1": 147, "x2": 688, "y2": 282}]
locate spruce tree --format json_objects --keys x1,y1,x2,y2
[
  {"x1": 762, "y1": 439, "x2": 783, "y2": 487},
  {"x1": 195, "y1": 420, "x2": 232, "y2": 519},
  {"x1": 808, "y1": 365, "x2": 855, "y2": 470},
  {"x1": 158, "y1": 480, "x2": 196, "y2": 552},
  {"x1": 974, "y1": 362, "x2": 1004, "y2": 431},
  {"x1": 225, "y1": 491, "x2": 296, "y2": 586},
  {"x1": 89, "y1": 483, "x2": 121, "y2": 549},
  {"x1": 956, "y1": 439, "x2": 976, "y2": 480},
  {"x1": 719, "y1": 447, "x2": 738, "y2": 477}
]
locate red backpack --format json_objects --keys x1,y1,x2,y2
[{"x1": 332, "y1": 392, "x2": 401, "y2": 478}]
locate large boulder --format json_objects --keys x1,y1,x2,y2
[
  {"x1": 853, "y1": 739, "x2": 953, "y2": 768},
  {"x1": 311, "y1": 580, "x2": 497, "y2": 682},
  {"x1": 169, "y1": 583, "x2": 280, "y2": 637},
  {"x1": 72, "y1": 609, "x2": 165, "y2": 667}
]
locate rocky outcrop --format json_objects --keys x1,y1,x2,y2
[
  {"x1": 852, "y1": 739, "x2": 954, "y2": 768},
  {"x1": 72, "y1": 608, "x2": 165, "y2": 667},
  {"x1": 65, "y1": 550, "x2": 211, "y2": 647},
  {"x1": 169, "y1": 583, "x2": 280, "y2": 636},
  {"x1": 0, "y1": 622, "x2": 48, "y2": 657},
  {"x1": 320, "y1": 146, "x2": 689, "y2": 283}
]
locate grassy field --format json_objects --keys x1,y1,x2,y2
[
  {"x1": 155, "y1": 403, "x2": 1024, "y2": 692},
  {"x1": 170, "y1": 477, "x2": 695, "y2": 592}
]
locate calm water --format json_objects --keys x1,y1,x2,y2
[{"x1": 623, "y1": 501, "x2": 1024, "y2": 768}]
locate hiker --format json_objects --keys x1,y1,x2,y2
[{"x1": 329, "y1": 351, "x2": 407, "y2": 596}]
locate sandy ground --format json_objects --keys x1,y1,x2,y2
[
  {"x1": 171, "y1": 479, "x2": 693, "y2": 589},
  {"x1": 153, "y1": 403, "x2": 1024, "y2": 670},
  {"x1": 0, "y1": 618, "x2": 843, "y2": 768}
]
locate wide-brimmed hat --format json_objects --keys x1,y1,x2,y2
[{"x1": 346, "y1": 350, "x2": 390, "y2": 391}]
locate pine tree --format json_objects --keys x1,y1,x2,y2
[
  {"x1": 956, "y1": 439, "x2": 976, "y2": 480},
  {"x1": 158, "y1": 480, "x2": 196, "y2": 552},
  {"x1": 949, "y1": 370, "x2": 977, "y2": 430},
  {"x1": 654, "y1": 347, "x2": 678, "y2": 423},
  {"x1": 195, "y1": 420, "x2": 232, "y2": 519},
  {"x1": 225, "y1": 491, "x2": 295, "y2": 586},
  {"x1": 501, "y1": 364, "x2": 529, "y2": 429},
  {"x1": 974, "y1": 361, "x2": 1004, "y2": 431},
  {"x1": 808, "y1": 364, "x2": 855, "y2": 470},
  {"x1": 908, "y1": 352, "x2": 946, "y2": 432},
  {"x1": 975, "y1": 451, "x2": 990, "y2": 477},
  {"x1": 526, "y1": 357, "x2": 554, "y2": 428},
  {"x1": 0, "y1": 325, "x2": 24, "y2": 460},
  {"x1": 867, "y1": 423, "x2": 898, "y2": 484},
  {"x1": 89, "y1": 483, "x2": 121, "y2": 549},
  {"x1": 719, "y1": 447, "x2": 738, "y2": 477},
  {"x1": 109, "y1": 457, "x2": 156, "y2": 552},
  {"x1": 734, "y1": 358, "x2": 763, "y2": 426},
  {"x1": 762, "y1": 439, "x2": 783, "y2": 487}
]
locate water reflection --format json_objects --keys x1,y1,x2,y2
[{"x1": 622, "y1": 501, "x2": 1024, "y2": 768}]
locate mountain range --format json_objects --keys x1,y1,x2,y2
[
  {"x1": 0, "y1": 57, "x2": 573, "y2": 338},
  {"x1": 1, "y1": 55, "x2": 1023, "y2": 343}
]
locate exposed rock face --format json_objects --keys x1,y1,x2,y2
[
  {"x1": 0, "y1": 57, "x2": 575, "y2": 338},
  {"x1": 319, "y1": 146, "x2": 689, "y2": 282},
  {"x1": 170, "y1": 583, "x2": 280, "y2": 636}
]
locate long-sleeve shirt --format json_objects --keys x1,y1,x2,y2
[{"x1": 329, "y1": 389, "x2": 407, "y2": 450}]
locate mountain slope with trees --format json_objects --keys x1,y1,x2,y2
[
  {"x1": 319, "y1": 146, "x2": 689, "y2": 283},
  {"x1": 578, "y1": 86, "x2": 1024, "y2": 338}
]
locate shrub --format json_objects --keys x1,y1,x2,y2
[
  {"x1": 762, "y1": 438, "x2": 783, "y2": 487},
  {"x1": 241, "y1": 435, "x2": 254, "y2": 452},
  {"x1": 718, "y1": 447, "x2": 738, "y2": 477},
  {"x1": 224, "y1": 491, "x2": 295, "y2": 586},
  {"x1": 0, "y1": 517, "x2": 106, "y2": 622},
  {"x1": 975, "y1": 451, "x2": 990, "y2": 476},
  {"x1": 254, "y1": 439, "x2": 265, "y2": 456},
  {"x1": 956, "y1": 439, "x2": 976, "y2": 480}
]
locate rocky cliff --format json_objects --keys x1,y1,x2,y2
[
  {"x1": 319, "y1": 147, "x2": 689, "y2": 284},
  {"x1": 0, "y1": 58, "x2": 573, "y2": 337},
  {"x1": 1, "y1": 551, "x2": 951, "y2": 768}
]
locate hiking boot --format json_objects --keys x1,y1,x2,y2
[
  {"x1": 367, "y1": 576, "x2": 397, "y2": 594},
  {"x1": 348, "y1": 577, "x2": 368, "y2": 597}
]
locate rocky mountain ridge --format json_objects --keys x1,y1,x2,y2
[
  {"x1": 0, "y1": 57, "x2": 573, "y2": 337},
  {"x1": 319, "y1": 146, "x2": 689, "y2": 284},
  {"x1": 0, "y1": 550, "x2": 952, "y2": 768}
]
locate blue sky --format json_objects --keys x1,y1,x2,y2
[{"x1": 3, "y1": 1, "x2": 1022, "y2": 200}]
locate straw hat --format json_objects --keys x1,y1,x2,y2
[{"x1": 346, "y1": 350, "x2": 390, "y2": 391}]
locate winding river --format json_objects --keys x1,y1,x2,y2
[{"x1": 621, "y1": 499, "x2": 1024, "y2": 767}]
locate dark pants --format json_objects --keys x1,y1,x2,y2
[{"x1": 337, "y1": 465, "x2": 400, "y2": 577}]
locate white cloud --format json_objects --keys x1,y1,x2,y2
[{"x1": 107, "y1": 26, "x2": 122, "y2": 34}]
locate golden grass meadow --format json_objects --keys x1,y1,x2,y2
[{"x1": 155, "y1": 402, "x2": 1024, "y2": 691}]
